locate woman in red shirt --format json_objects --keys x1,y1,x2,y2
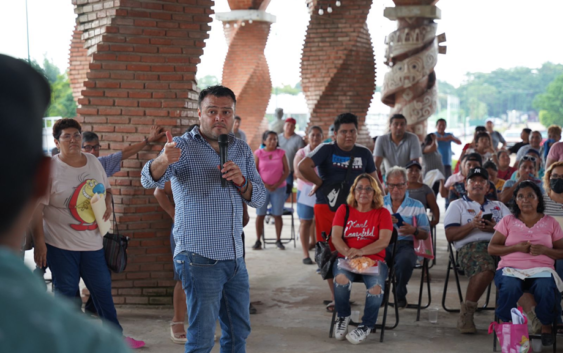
[{"x1": 330, "y1": 174, "x2": 393, "y2": 345}]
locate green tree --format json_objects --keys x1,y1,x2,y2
[
  {"x1": 534, "y1": 74, "x2": 563, "y2": 127},
  {"x1": 272, "y1": 82, "x2": 301, "y2": 95},
  {"x1": 46, "y1": 73, "x2": 77, "y2": 118}
]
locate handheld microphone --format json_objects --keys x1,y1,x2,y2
[{"x1": 218, "y1": 134, "x2": 229, "y2": 187}]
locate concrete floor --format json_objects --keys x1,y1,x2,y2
[{"x1": 104, "y1": 199, "x2": 519, "y2": 353}]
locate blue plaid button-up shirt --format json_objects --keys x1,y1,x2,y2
[{"x1": 141, "y1": 126, "x2": 266, "y2": 260}]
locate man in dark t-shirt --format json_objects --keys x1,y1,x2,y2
[
  {"x1": 508, "y1": 128, "x2": 531, "y2": 155},
  {"x1": 299, "y1": 112, "x2": 379, "y2": 312}
]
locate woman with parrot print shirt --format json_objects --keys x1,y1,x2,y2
[{"x1": 32, "y1": 119, "x2": 145, "y2": 349}]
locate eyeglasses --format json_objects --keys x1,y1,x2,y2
[
  {"x1": 58, "y1": 133, "x2": 82, "y2": 141},
  {"x1": 516, "y1": 194, "x2": 538, "y2": 201},
  {"x1": 522, "y1": 156, "x2": 537, "y2": 162},
  {"x1": 387, "y1": 183, "x2": 406, "y2": 190},
  {"x1": 355, "y1": 186, "x2": 374, "y2": 193},
  {"x1": 82, "y1": 144, "x2": 101, "y2": 152}
]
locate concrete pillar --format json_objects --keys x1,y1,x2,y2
[
  {"x1": 216, "y1": 1, "x2": 275, "y2": 151},
  {"x1": 301, "y1": 0, "x2": 376, "y2": 149},
  {"x1": 381, "y1": 0, "x2": 446, "y2": 140},
  {"x1": 69, "y1": 0, "x2": 213, "y2": 305}
]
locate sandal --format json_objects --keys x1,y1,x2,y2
[
  {"x1": 170, "y1": 321, "x2": 187, "y2": 344},
  {"x1": 326, "y1": 302, "x2": 335, "y2": 313}
]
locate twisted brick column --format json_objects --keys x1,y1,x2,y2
[
  {"x1": 69, "y1": 0, "x2": 213, "y2": 304},
  {"x1": 381, "y1": 0, "x2": 446, "y2": 139},
  {"x1": 69, "y1": 25, "x2": 90, "y2": 104},
  {"x1": 301, "y1": 0, "x2": 375, "y2": 149},
  {"x1": 217, "y1": 1, "x2": 274, "y2": 151}
]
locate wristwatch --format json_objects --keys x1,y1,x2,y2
[{"x1": 413, "y1": 228, "x2": 419, "y2": 237}]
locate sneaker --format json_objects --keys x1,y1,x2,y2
[
  {"x1": 346, "y1": 325, "x2": 370, "y2": 344},
  {"x1": 396, "y1": 298, "x2": 407, "y2": 309},
  {"x1": 334, "y1": 316, "x2": 350, "y2": 340},
  {"x1": 542, "y1": 332, "x2": 554, "y2": 346},
  {"x1": 302, "y1": 257, "x2": 314, "y2": 265},
  {"x1": 275, "y1": 240, "x2": 285, "y2": 250},
  {"x1": 252, "y1": 240, "x2": 262, "y2": 250},
  {"x1": 526, "y1": 309, "x2": 542, "y2": 334},
  {"x1": 457, "y1": 301, "x2": 477, "y2": 334},
  {"x1": 125, "y1": 337, "x2": 145, "y2": 349}
]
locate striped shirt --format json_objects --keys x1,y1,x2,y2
[
  {"x1": 98, "y1": 151, "x2": 122, "y2": 177},
  {"x1": 383, "y1": 194, "x2": 430, "y2": 241},
  {"x1": 141, "y1": 126, "x2": 266, "y2": 260}
]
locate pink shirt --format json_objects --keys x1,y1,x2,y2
[
  {"x1": 255, "y1": 148, "x2": 287, "y2": 187},
  {"x1": 445, "y1": 172, "x2": 465, "y2": 188},
  {"x1": 494, "y1": 215, "x2": 563, "y2": 270},
  {"x1": 547, "y1": 141, "x2": 563, "y2": 162}
]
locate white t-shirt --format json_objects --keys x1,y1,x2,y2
[
  {"x1": 41, "y1": 153, "x2": 110, "y2": 251},
  {"x1": 444, "y1": 196, "x2": 511, "y2": 250}
]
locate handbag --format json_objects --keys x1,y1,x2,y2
[
  {"x1": 315, "y1": 205, "x2": 350, "y2": 280},
  {"x1": 102, "y1": 196, "x2": 129, "y2": 273},
  {"x1": 412, "y1": 215, "x2": 435, "y2": 259},
  {"x1": 488, "y1": 307, "x2": 530, "y2": 353},
  {"x1": 320, "y1": 153, "x2": 355, "y2": 212}
]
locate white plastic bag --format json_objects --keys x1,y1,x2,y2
[{"x1": 337, "y1": 258, "x2": 379, "y2": 275}]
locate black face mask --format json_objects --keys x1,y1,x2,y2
[{"x1": 550, "y1": 179, "x2": 563, "y2": 194}]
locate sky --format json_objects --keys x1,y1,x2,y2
[{"x1": 2, "y1": 0, "x2": 563, "y2": 88}]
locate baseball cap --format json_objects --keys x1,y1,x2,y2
[
  {"x1": 464, "y1": 152, "x2": 483, "y2": 165},
  {"x1": 527, "y1": 148, "x2": 540, "y2": 157},
  {"x1": 405, "y1": 160, "x2": 422, "y2": 169},
  {"x1": 285, "y1": 117, "x2": 296, "y2": 125},
  {"x1": 467, "y1": 167, "x2": 489, "y2": 180}
]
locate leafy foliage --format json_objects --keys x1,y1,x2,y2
[
  {"x1": 197, "y1": 75, "x2": 220, "y2": 90},
  {"x1": 534, "y1": 74, "x2": 563, "y2": 127}
]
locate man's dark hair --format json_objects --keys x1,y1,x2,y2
[
  {"x1": 0, "y1": 54, "x2": 50, "y2": 235},
  {"x1": 52, "y1": 118, "x2": 82, "y2": 140},
  {"x1": 436, "y1": 118, "x2": 446, "y2": 126},
  {"x1": 234, "y1": 116, "x2": 241, "y2": 121},
  {"x1": 523, "y1": 128, "x2": 532, "y2": 134},
  {"x1": 483, "y1": 160, "x2": 497, "y2": 171},
  {"x1": 82, "y1": 131, "x2": 99, "y2": 143},
  {"x1": 334, "y1": 113, "x2": 358, "y2": 132},
  {"x1": 389, "y1": 114, "x2": 407, "y2": 125},
  {"x1": 511, "y1": 180, "x2": 545, "y2": 216},
  {"x1": 475, "y1": 125, "x2": 486, "y2": 133},
  {"x1": 198, "y1": 85, "x2": 236, "y2": 109},
  {"x1": 474, "y1": 131, "x2": 490, "y2": 144}
]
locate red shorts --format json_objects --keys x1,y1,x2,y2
[{"x1": 314, "y1": 204, "x2": 336, "y2": 251}]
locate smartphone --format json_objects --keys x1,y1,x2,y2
[
  {"x1": 392, "y1": 213, "x2": 405, "y2": 227},
  {"x1": 482, "y1": 213, "x2": 493, "y2": 222}
]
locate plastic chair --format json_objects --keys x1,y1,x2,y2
[
  {"x1": 262, "y1": 192, "x2": 296, "y2": 248},
  {"x1": 328, "y1": 229, "x2": 400, "y2": 342},
  {"x1": 404, "y1": 257, "x2": 432, "y2": 321},
  {"x1": 442, "y1": 242, "x2": 494, "y2": 313}
]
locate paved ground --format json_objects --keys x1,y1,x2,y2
[{"x1": 24, "y1": 199, "x2": 536, "y2": 352}]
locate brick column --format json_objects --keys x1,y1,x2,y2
[
  {"x1": 216, "y1": 1, "x2": 275, "y2": 151},
  {"x1": 69, "y1": 0, "x2": 213, "y2": 305},
  {"x1": 380, "y1": 0, "x2": 446, "y2": 139},
  {"x1": 69, "y1": 25, "x2": 90, "y2": 104},
  {"x1": 300, "y1": 0, "x2": 375, "y2": 149}
]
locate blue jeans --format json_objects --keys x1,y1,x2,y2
[
  {"x1": 46, "y1": 244, "x2": 122, "y2": 333},
  {"x1": 285, "y1": 172, "x2": 294, "y2": 199},
  {"x1": 494, "y1": 269, "x2": 561, "y2": 325},
  {"x1": 256, "y1": 186, "x2": 285, "y2": 216},
  {"x1": 174, "y1": 252, "x2": 250, "y2": 353},
  {"x1": 385, "y1": 241, "x2": 417, "y2": 301},
  {"x1": 333, "y1": 260, "x2": 388, "y2": 328}
]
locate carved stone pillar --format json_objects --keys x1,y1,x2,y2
[
  {"x1": 381, "y1": 0, "x2": 446, "y2": 139},
  {"x1": 301, "y1": 0, "x2": 375, "y2": 149},
  {"x1": 216, "y1": 1, "x2": 275, "y2": 151}
]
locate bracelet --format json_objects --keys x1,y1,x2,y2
[
  {"x1": 234, "y1": 176, "x2": 247, "y2": 189},
  {"x1": 239, "y1": 180, "x2": 250, "y2": 194}
]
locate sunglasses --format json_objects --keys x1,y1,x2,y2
[{"x1": 522, "y1": 156, "x2": 537, "y2": 162}]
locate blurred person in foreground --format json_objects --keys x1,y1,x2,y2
[{"x1": 0, "y1": 54, "x2": 131, "y2": 353}]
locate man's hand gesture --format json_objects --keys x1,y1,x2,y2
[{"x1": 162, "y1": 131, "x2": 181, "y2": 165}]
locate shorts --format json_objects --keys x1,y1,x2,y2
[
  {"x1": 296, "y1": 190, "x2": 315, "y2": 220},
  {"x1": 458, "y1": 241, "x2": 496, "y2": 278},
  {"x1": 170, "y1": 223, "x2": 180, "y2": 281},
  {"x1": 256, "y1": 186, "x2": 286, "y2": 216},
  {"x1": 314, "y1": 204, "x2": 336, "y2": 251}
]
